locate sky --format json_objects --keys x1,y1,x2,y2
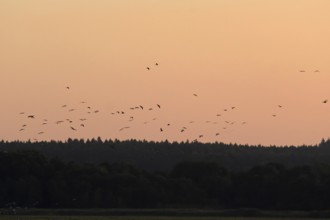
[{"x1": 1, "y1": 0, "x2": 330, "y2": 146}]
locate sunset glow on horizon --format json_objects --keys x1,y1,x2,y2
[{"x1": 1, "y1": 0, "x2": 330, "y2": 146}]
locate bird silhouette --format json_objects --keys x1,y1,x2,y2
[
  {"x1": 62, "y1": 105, "x2": 67, "y2": 108},
  {"x1": 139, "y1": 105, "x2": 144, "y2": 110},
  {"x1": 299, "y1": 70, "x2": 305, "y2": 72},
  {"x1": 157, "y1": 104, "x2": 161, "y2": 108},
  {"x1": 66, "y1": 86, "x2": 70, "y2": 89},
  {"x1": 19, "y1": 128, "x2": 24, "y2": 131},
  {"x1": 80, "y1": 124, "x2": 84, "y2": 127},
  {"x1": 69, "y1": 109, "x2": 75, "y2": 112},
  {"x1": 155, "y1": 63, "x2": 158, "y2": 66},
  {"x1": 147, "y1": 67, "x2": 150, "y2": 70},
  {"x1": 70, "y1": 126, "x2": 77, "y2": 131},
  {"x1": 272, "y1": 114, "x2": 277, "y2": 117},
  {"x1": 160, "y1": 128, "x2": 163, "y2": 132},
  {"x1": 193, "y1": 94, "x2": 198, "y2": 97},
  {"x1": 38, "y1": 132, "x2": 44, "y2": 135},
  {"x1": 198, "y1": 135, "x2": 203, "y2": 138},
  {"x1": 28, "y1": 115, "x2": 35, "y2": 118},
  {"x1": 323, "y1": 99, "x2": 328, "y2": 104},
  {"x1": 119, "y1": 126, "x2": 130, "y2": 131},
  {"x1": 215, "y1": 133, "x2": 220, "y2": 136},
  {"x1": 278, "y1": 105, "x2": 282, "y2": 108}
]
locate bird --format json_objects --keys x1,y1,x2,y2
[
  {"x1": 56, "y1": 120, "x2": 64, "y2": 124},
  {"x1": 323, "y1": 99, "x2": 328, "y2": 104},
  {"x1": 157, "y1": 104, "x2": 161, "y2": 109},
  {"x1": 147, "y1": 67, "x2": 150, "y2": 70},
  {"x1": 69, "y1": 109, "x2": 75, "y2": 112},
  {"x1": 22, "y1": 124, "x2": 27, "y2": 127},
  {"x1": 231, "y1": 107, "x2": 236, "y2": 109},
  {"x1": 80, "y1": 124, "x2": 84, "y2": 127},
  {"x1": 278, "y1": 105, "x2": 282, "y2": 108},
  {"x1": 119, "y1": 126, "x2": 130, "y2": 131},
  {"x1": 167, "y1": 123, "x2": 171, "y2": 126},
  {"x1": 160, "y1": 128, "x2": 163, "y2": 132},
  {"x1": 66, "y1": 86, "x2": 70, "y2": 89},
  {"x1": 193, "y1": 94, "x2": 198, "y2": 97},
  {"x1": 28, "y1": 115, "x2": 35, "y2": 119},
  {"x1": 216, "y1": 114, "x2": 221, "y2": 117},
  {"x1": 19, "y1": 112, "x2": 25, "y2": 114},
  {"x1": 149, "y1": 108, "x2": 153, "y2": 111},
  {"x1": 216, "y1": 133, "x2": 220, "y2": 136},
  {"x1": 198, "y1": 135, "x2": 204, "y2": 138},
  {"x1": 155, "y1": 63, "x2": 158, "y2": 66},
  {"x1": 299, "y1": 70, "x2": 306, "y2": 72},
  {"x1": 62, "y1": 105, "x2": 67, "y2": 108},
  {"x1": 139, "y1": 105, "x2": 144, "y2": 110},
  {"x1": 42, "y1": 123, "x2": 47, "y2": 125},
  {"x1": 272, "y1": 114, "x2": 277, "y2": 117},
  {"x1": 224, "y1": 109, "x2": 227, "y2": 111},
  {"x1": 80, "y1": 118, "x2": 87, "y2": 121},
  {"x1": 315, "y1": 70, "x2": 320, "y2": 72},
  {"x1": 38, "y1": 131, "x2": 44, "y2": 135},
  {"x1": 94, "y1": 110, "x2": 99, "y2": 113},
  {"x1": 70, "y1": 127, "x2": 77, "y2": 131},
  {"x1": 19, "y1": 128, "x2": 24, "y2": 131}
]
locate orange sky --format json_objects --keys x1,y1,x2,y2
[{"x1": 1, "y1": 0, "x2": 330, "y2": 146}]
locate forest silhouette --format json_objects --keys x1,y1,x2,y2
[{"x1": 1, "y1": 139, "x2": 330, "y2": 210}]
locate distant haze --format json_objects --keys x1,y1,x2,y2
[{"x1": 1, "y1": 0, "x2": 330, "y2": 146}]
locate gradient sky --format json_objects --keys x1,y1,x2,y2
[{"x1": 1, "y1": 0, "x2": 330, "y2": 146}]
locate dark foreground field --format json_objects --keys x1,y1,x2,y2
[
  {"x1": 2, "y1": 209, "x2": 330, "y2": 219},
  {"x1": 0, "y1": 216, "x2": 329, "y2": 220}
]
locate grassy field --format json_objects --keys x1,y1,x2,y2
[{"x1": 0, "y1": 217, "x2": 330, "y2": 220}]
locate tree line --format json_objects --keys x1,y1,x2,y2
[
  {"x1": 1, "y1": 138, "x2": 330, "y2": 171},
  {"x1": 1, "y1": 149, "x2": 330, "y2": 210}
]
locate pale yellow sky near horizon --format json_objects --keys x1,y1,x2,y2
[{"x1": 1, "y1": 0, "x2": 330, "y2": 146}]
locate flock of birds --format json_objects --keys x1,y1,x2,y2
[{"x1": 16, "y1": 65, "x2": 325, "y2": 142}]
